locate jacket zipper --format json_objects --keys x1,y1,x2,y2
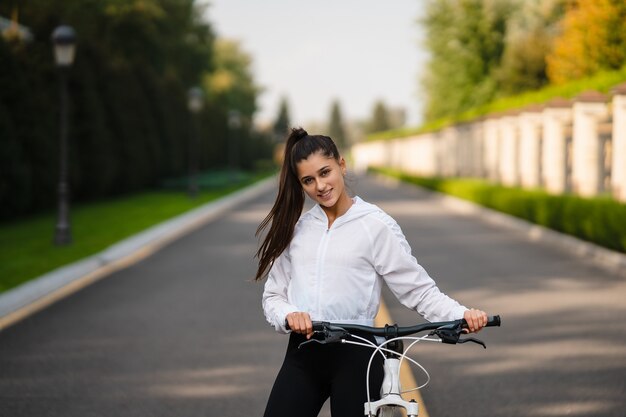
[{"x1": 315, "y1": 227, "x2": 331, "y2": 316}]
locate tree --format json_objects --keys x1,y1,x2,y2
[
  {"x1": 546, "y1": 0, "x2": 626, "y2": 84},
  {"x1": 0, "y1": 0, "x2": 265, "y2": 219},
  {"x1": 327, "y1": 99, "x2": 347, "y2": 150},
  {"x1": 367, "y1": 100, "x2": 391, "y2": 133},
  {"x1": 205, "y1": 39, "x2": 260, "y2": 120},
  {"x1": 273, "y1": 96, "x2": 291, "y2": 141},
  {"x1": 495, "y1": 0, "x2": 565, "y2": 95},
  {"x1": 420, "y1": 0, "x2": 514, "y2": 121}
]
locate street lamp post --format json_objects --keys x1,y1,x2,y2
[
  {"x1": 228, "y1": 110, "x2": 241, "y2": 181},
  {"x1": 187, "y1": 87, "x2": 204, "y2": 198},
  {"x1": 51, "y1": 25, "x2": 76, "y2": 246}
]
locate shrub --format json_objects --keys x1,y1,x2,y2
[{"x1": 373, "y1": 168, "x2": 626, "y2": 253}]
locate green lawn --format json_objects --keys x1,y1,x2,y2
[{"x1": 0, "y1": 172, "x2": 273, "y2": 293}]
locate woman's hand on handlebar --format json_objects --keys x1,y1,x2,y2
[
  {"x1": 286, "y1": 311, "x2": 314, "y2": 339},
  {"x1": 463, "y1": 308, "x2": 488, "y2": 333}
]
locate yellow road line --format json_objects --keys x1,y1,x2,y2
[{"x1": 375, "y1": 300, "x2": 430, "y2": 417}]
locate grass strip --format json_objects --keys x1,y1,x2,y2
[{"x1": 0, "y1": 172, "x2": 273, "y2": 293}]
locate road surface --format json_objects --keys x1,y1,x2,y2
[{"x1": 1, "y1": 175, "x2": 624, "y2": 416}]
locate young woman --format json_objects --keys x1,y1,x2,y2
[{"x1": 256, "y1": 127, "x2": 488, "y2": 417}]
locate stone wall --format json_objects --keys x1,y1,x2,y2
[{"x1": 352, "y1": 85, "x2": 626, "y2": 202}]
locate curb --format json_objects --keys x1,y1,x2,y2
[
  {"x1": 0, "y1": 176, "x2": 277, "y2": 326},
  {"x1": 374, "y1": 174, "x2": 626, "y2": 279}
]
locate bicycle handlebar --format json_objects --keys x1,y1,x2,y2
[
  {"x1": 286, "y1": 315, "x2": 501, "y2": 349},
  {"x1": 307, "y1": 315, "x2": 500, "y2": 336}
]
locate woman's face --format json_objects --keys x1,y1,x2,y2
[{"x1": 296, "y1": 151, "x2": 348, "y2": 210}]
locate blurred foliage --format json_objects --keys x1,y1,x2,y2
[
  {"x1": 367, "y1": 57, "x2": 626, "y2": 142},
  {"x1": 547, "y1": 0, "x2": 626, "y2": 84},
  {"x1": 367, "y1": 100, "x2": 392, "y2": 134},
  {"x1": 327, "y1": 99, "x2": 347, "y2": 151},
  {"x1": 205, "y1": 38, "x2": 261, "y2": 120},
  {"x1": 272, "y1": 96, "x2": 291, "y2": 141},
  {"x1": 419, "y1": 0, "x2": 626, "y2": 124},
  {"x1": 0, "y1": 170, "x2": 275, "y2": 293},
  {"x1": 495, "y1": 0, "x2": 565, "y2": 95},
  {"x1": 374, "y1": 167, "x2": 626, "y2": 253},
  {"x1": 0, "y1": 0, "x2": 274, "y2": 221},
  {"x1": 420, "y1": 0, "x2": 514, "y2": 121}
]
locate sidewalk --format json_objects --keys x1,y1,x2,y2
[{"x1": 0, "y1": 176, "x2": 277, "y2": 329}]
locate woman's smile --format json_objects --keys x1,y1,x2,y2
[
  {"x1": 318, "y1": 188, "x2": 333, "y2": 201},
  {"x1": 296, "y1": 151, "x2": 352, "y2": 224}
]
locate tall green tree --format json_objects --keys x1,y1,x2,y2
[
  {"x1": 367, "y1": 100, "x2": 391, "y2": 133},
  {"x1": 0, "y1": 0, "x2": 266, "y2": 220},
  {"x1": 205, "y1": 38, "x2": 265, "y2": 170},
  {"x1": 327, "y1": 99, "x2": 347, "y2": 150},
  {"x1": 273, "y1": 96, "x2": 291, "y2": 141},
  {"x1": 495, "y1": 0, "x2": 565, "y2": 95},
  {"x1": 420, "y1": 0, "x2": 514, "y2": 121},
  {"x1": 206, "y1": 39, "x2": 260, "y2": 119}
]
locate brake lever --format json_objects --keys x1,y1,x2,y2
[
  {"x1": 430, "y1": 327, "x2": 487, "y2": 349},
  {"x1": 458, "y1": 337, "x2": 486, "y2": 349},
  {"x1": 297, "y1": 327, "x2": 350, "y2": 349}
]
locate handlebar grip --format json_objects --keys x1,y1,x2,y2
[
  {"x1": 285, "y1": 321, "x2": 326, "y2": 331},
  {"x1": 486, "y1": 315, "x2": 501, "y2": 327}
]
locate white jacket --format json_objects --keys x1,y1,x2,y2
[{"x1": 262, "y1": 197, "x2": 467, "y2": 333}]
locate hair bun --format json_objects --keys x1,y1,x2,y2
[{"x1": 292, "y1": 127, "x2": 308, "y2": 140}]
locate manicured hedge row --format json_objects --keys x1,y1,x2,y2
[{"x1": 374, "y1": 168, "x2": 626, "y2": 253}]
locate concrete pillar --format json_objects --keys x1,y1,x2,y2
[
  {"x1": 483, "y1": 116, "x2": 500, "y2": 182},
  {"x1": 572, "y1": 90, "x2": 610, "y2": 197},
  {"x1": 518, "y1": 105, "x2": 544, "y2": 188},
  {"x1": 611, "y1": 83, "x2": 626, "y2": 202},
  {"x1": 388, "y1": 138, "x2": 401, "y2": 170},
  {"x1": 470, "y1": 120, "x2": 485, "y2": 178},
  {"x1": 440, "y1": 126, "x2": 459, "y2": 177},
  {"x1": 542, "y1": 98, "x2": 573, "y2": 194},
  {"x1": 417, "y1": 133, "x2": 439, "y2": 177},
  {"x1": 499, "y1": 111, "x2": 521, "y2": 187}
]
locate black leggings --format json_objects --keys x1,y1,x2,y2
[{"x1": 263, "y1": 332, "x2": 384, "y2": 417}]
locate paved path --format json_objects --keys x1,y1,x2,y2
[
  {"x1": 1, "y1": 175, "x2": 625, "y2": 416},
  {"x1": 358, "y1": 177, "x2": 626, "y2": 417}
]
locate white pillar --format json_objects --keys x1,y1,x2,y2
[
  {"x1": 470, "y1": 120, "x2": 485, "y2": 178},
  {"x1": 499, "y1": 112, "x2": 520, "y2": 187},
  {"x1": 572, "y1": 90, "x2": 610, "y2": 197},
  {"x1": 611, "y1": 83, "x2": 626, "y2": 202},
  {"x1": 542, "y1": 98, "x2": 573, "y2": 194},
  {"x1": 518, "y1": 105, "x2": 544, "y2": 188},
  {"x1": 441, "y1": 126, "x2": 459, "y2": 177},
  {"x1": 483, "y1": 117, "x2": 500, "y2": 182}
]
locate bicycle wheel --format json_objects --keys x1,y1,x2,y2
[{"x1": 377, "y1": 406, "x2": 402, "y2": 417}]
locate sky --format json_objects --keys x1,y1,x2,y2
[{"x1": 203, "y1": 0, "x2": 429, "y2": 129}]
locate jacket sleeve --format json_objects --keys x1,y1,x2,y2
[
  {"x1": 370, "y1": 214, "x2": 467, "y2": 322},
  {"x1": 262, "y1": 250, "x2": 299, "y2": 333}
]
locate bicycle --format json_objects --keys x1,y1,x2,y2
[{"x1": 291, "y1": 315, "x2": 501, "y2": 416}]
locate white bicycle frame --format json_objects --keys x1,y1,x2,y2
[{"x1": 344, "y1": 334, "x2": 442, "y2": 417}]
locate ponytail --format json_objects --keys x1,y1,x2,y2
[{"x1": 254, "y1": 127, "x2": 340, "y2": 281}]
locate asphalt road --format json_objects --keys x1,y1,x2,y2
[{"x1": 1, "y1": 175, "x2": 625, "y2": 417}]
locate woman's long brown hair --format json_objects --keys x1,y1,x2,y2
[{"x1": 254, "y1": 127, "x2": 340, "y2": 281}]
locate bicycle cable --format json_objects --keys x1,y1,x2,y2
[{"x1": 343, "y1": 334, "x2": 441, "y2": 413}]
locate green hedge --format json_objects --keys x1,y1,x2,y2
[{"x1": 374, "y1": 168, "x2": 626, "y2": 253}]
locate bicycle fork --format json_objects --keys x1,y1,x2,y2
[{"x1": 364, "y1": 358, "x2": 419, "y2": 417}]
